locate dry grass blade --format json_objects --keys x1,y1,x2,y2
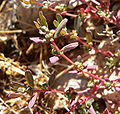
[
  {"x1": 0, "y1": 30, "x2": 25, "y2": 34},
  {"x1": 0, "y1": 97, "x2": 17, "y2": 114},
  {"x1": 40, "y1": 45, "x2": 43, "y2": 72},
  {"x1": 0, "y1": 0, "x2": 7, "y2": 12}
]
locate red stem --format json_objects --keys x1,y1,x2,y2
[
  {"x1": 48, "y1": 7, "x2": 77, "y2": 18},
  {"x1": 37, "y1": 2, "x2": 43, "y2": 6},
  {"x1": 51, "y1": 40, "x2": 105, "y2": 82},
  {"x1": 66, "y1": 68, "x2": 115, "y2": 114},
  {"x1": 77, "y1": 88, "x2": 90, "y2": 94},
  {"x1": 84, "y1": 71, "x2": 105, "y2": 82},
  {"x1": 82, "y1": 0, "x2": 97, "y2": 12},
  {"x1": 37, "y1": 1, "x2": 116, "y2": 26},
  {"x1": 107, "y1": 0, "x2": 110, "y2": 12},
  {"x1": 51, "y1": 40, "x2": 82, "y2": 72},
  {"x1": 76, "y1": 36, "x2": 111, "y2": 57}
]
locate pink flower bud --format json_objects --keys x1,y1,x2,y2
[
  {"x1": 87, "y1": 65, "x2": 97, "y2": 70},
  {"x1": 28, "y1": 92, "x2": 38, "y2": 108},
  {"x1": 106, "y1": 51, "x2": 114, "y2": 57},
  {"x1": 49, "y1": 56, "x2": 59, "y2": 64},
  {"x1": 30, "y1": 37, "x2": 45, "y2": 43},
  {"x1": 68, "y1": 70, "x2": 78, "y2": 74}
]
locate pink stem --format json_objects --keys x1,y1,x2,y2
[
  {"x1": 77, "y1": 88, "x2": 90, "y2": 94},
  {"x1": 76, "y1": 36, "x2": 111, "y2": 57},
  {"x1": 84, "y1": 71, "x2": 105, "y2": 82},
  {"x1": 51, "y1": 40, "x2": 82, "y2": 71},
  {"x1": 37, "y1": 2, "x2": 43, "y2": 6},
  {"x1": 66, "y1": 69, "x2": 115, "y2": 114},
  {"x1": 82, "y1": 0, "x2": 97, "y2": 12},
  {"x1": 48, "y1": 7, "x2": 77, "y2": 18},
  {"x1": 51, "y1": 40, "x2": 105, "y2": 82}
]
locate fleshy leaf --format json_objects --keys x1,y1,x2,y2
[
  {"x1": 70, "y1": 35, "x2": 78, "y2": 39},
  {"x1": 86, "y1": 31, "x2": 93, "y2": 45},
  {"x1": 20, "y1": 0, "x2": 38, "y2": 5},
  {"x1": 67, "y1": 70, "x2": 78, "y2": 74},
  {"x1": 10, "y1": 82, "x2": 25, "y2": 89},
  {"x1": 25, "y1": 70, "x2": 34, "y2": 88},
  {"x1": 30, "y1": 37, "x2": 45, "y2": 43},
  {"x1": 8, "y1": 93, "x2": 21, "y2": 98},
  {"x1": 87, "y1": 65, "x2": 97, "y2": 70},
  {"x1": 53, "y1": 20, "x2": 59, "y2": 28},
  {"x1": 39, "y1": 11, "x2": 48, "y2": 27},
  {"x1": 28, "y1": 92, "x2": 38, "y2": 108},
  {"x1": 74, "y1": 16, "x2": 82, "y2": 34},
  {"x1": 37, "y1": 18, "x2": 42, "y2": 26},
  {"x1": 61, "y1": 42, "x2": 79, "y2": 53},
  {"x1": 29, "y1": 0, "x2": 38, "y2": 4},
  {"x1": 56, "y1": 13, "x2": 63, "y2": 23},
  {"x1": 106, "y1": 51, "x2": 114, "y2": 57},
  {"x1": 48, "y1": 74, "x2": 56, "y2": 87},
  {"x1": 34, "y1": 21, "x2": 40, "y2": 29},
  {"x1": 49, "y1": 56, "x2": 59, "y2": 64},
  {"x1": 20, "y1": 0, "x2": 43, "y2": 5},
  {"x1": 54, "y1": 18, "x2": 68, "y2": 38}
]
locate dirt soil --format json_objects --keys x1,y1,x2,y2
[{"x1": 0, "y1": 0, "x2": 120, "y2": 114}]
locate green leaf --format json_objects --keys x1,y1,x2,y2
[
  {"x1": 56, "y1": 13, "x2": 63, "y2": 23},
  {"x1": 39, "y1": 11, "x2": 48, "y2": 27},
  {"x1": 20, "y1": 0, "x2": 38, "y2": 4},
  {"x1": 60, "y1": 29, "x2": 67, "y2": 35},
  {"x1": 37, "y1": 18, "x2": 42, "y2": 26},
  {"x1": 30, "y1": 0, "x2": 38, "y2": 4},
  {"x1": 25, "y1": 70, "x2": 34, "y2": 88},
  {"x1": 70, "y1": 35, "x2": 78, "y2": 39},
  {"x1": 86, "y1": 32, "x2": 93, "y2": 45},
  {"x1": 10, "y1": 82, "x2": 25, "y2": 89},
  {"x1": 54, "y1": 18, "x2": 68, "y2": 38},
  {"x1": 74, "y1": 16, "x2": 82, "y2": 34},
  {"x1": 53, "y1": 20, "x2": 59, "y2": 28},
  {"x1": 34, "y1": 21, "x2": 40, "y2": 29}
]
